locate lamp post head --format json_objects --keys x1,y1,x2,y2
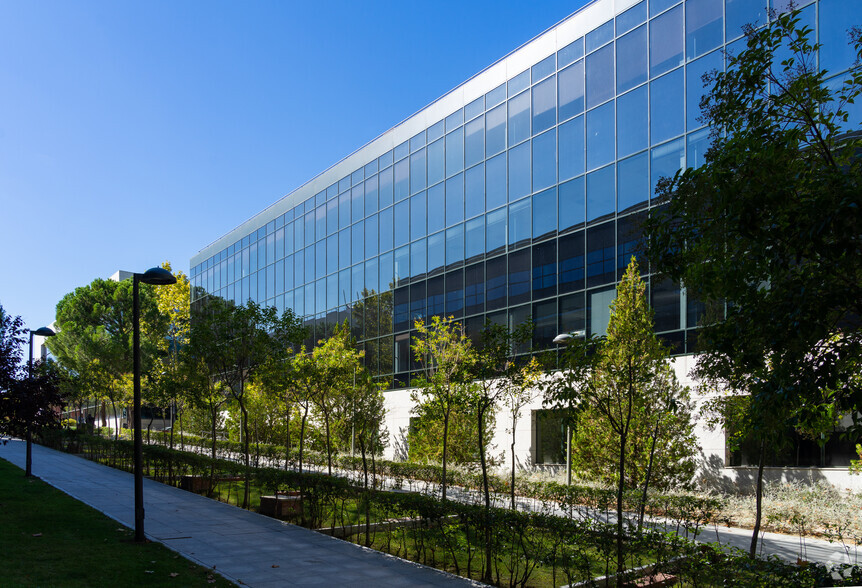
[
  {"x1": 138, "y1": 267, "x2": 177, "y2": 286},
  {"x1": 32, "y1": 327, "x2": 56, "y2": 338},
  {"x1": 553, "y1": 330, "x2": 586, "y2": 345}
]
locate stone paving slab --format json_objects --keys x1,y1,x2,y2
[{"x1": 0, "y1": 440, "x2": 481, "y2": 587}]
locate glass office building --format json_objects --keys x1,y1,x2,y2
[{"x1": 191, "y1": 0, "x2": 860, "y2": 392}]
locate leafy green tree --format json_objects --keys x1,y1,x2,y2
[
  {"x1": 501, "y1": 355, "x2": 542, "y2": 510},
  {"x1": 645, "y1": 11, "x2": 862, "y2": 557},
  {"x1": 411, "y1": 315, "x2": 475, "y2": 501},
  {"x1": 0, "y1": 304, "x2": 25, "y2": 393}
]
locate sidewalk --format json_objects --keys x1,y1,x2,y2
[{"x1": 0, "y1": 439, "x2": 480, "y2": 588}]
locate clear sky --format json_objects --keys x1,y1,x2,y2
[{"x1": 0, "y1": 0, "x2": 590, "y2": 331}]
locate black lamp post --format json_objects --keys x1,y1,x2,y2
[
  {"x1": 132, "y1": 267, "x2": 176, "y2": 542},
  {"x1": 26, "y1": 326, "x2": 55, "y2": 477},
  {"x1": 553, "y1": 329, "x2": 586, "y2": 486}
]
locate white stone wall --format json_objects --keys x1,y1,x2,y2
[{"x1": 380, "y1": 353, "x2": 862, "y2": 492}]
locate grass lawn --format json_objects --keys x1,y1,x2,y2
[{"x1": 0, "y1": 458, "x2": 234, "y2": 588}]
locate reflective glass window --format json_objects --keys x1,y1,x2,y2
[
  {"x1": 326, "y1": 274, "x2": 337, "y2": 310},
  {"x1": 365, "y1": 213, "x2": 379, "y2": 258},
  {"x1": 820, "y1": 0, "x2": 862, "y2": 75},
  {"x1": 445, "y1": 174, "x2": 464, "y2": 226},
  {"x1": 508, "y1": 197, "x2": 531, "y2": 248},
  {"x1": 394, "y1": 158, "x2": 409, "y2": 201},
  {"x1": 338, "y1": 229, "x2": 350, "y2": 270},
  {"x1": 338, "y1": 192, "x2": 350, "y2": 229},
  {"x1": 532, "y1": 129, "x2": 556, "y2": 192},
  {"x1": 379, "y1": 150, "x2": 393, "y2": 169},
  {"x1": 486, "y1": 207, "x2": 507, "y2": 256},
  {"x1": 532, "y1": 187, "x2": 556, "y2": 241},
  {"x1": 687, "y1": 50, "x2": 722, "y2": 130},
  {"x1": 351, "y1": 221, "x2": 364, "y2": 265},
  {"x1": 509, "y1": 141, "x2": 531, "y2": 201},
  {"x1": 652, "y1": 278, "x2": 680, "y2": 331},
  {"x1": 587, "y1": 222, "x2": 616, "y2": 287},
  {"x1": 486, "y1": 256, "x2": 507, "y2": 310},
  {"x1": 465, "y1": 216, "x2": 484, "y2": 263},
  {"x1": 327, "y1": 234, "x2": 338, "y2": 275},
  {"x1": 465, "y1": 262, "x2": 485, "y2": 315},
  {"x1": 586, "y1": 44, "x2": 614, "y2": 108},
  {"x1": 617, "y1": 1, "x2": 647, "y2": 35},
  {"x1": 617, "y1": 212, "x2": 645, "y2": 278},
  {"x1": 532, "y1": 76, "x2": 556, "y2": 134},
  {"x1": 351, "y1": 184, "x2": 364, "y2": 223},
  {"x1": 351, "y1": 264, "x2": 364, "y2": 302},
  {"x1": 304, "y1": 211, "x2": 315, "y2": 247},
  {"x1": 394, "y1": 246, "x2": 409, "y2": 286},
  {"x1": 339, "y1": 176, "x2": 351, "y2": 193},
  {"x1": 284, "y1": 222, "x2": 294, "y2": 256},
  {"x1": 559, "y1": 230, "x2": 585, "y2": 293},
  {"x1": 410, "y1": 192, "x2": 426, "y2": 241},
  {"x1": 486, "y1": 153, "x2": 507, "y2": 210},
  {"x1": 559, "y1": 115, "x2": 584, "y2": 181},
  {"x1": 326, "y1": 199, "x2": 338, "y2": 235},
  {"x1": 617, "y1": 152, "x2": 649, "y2": 213},
  {"x1": 428, "y1": 231, "x2": 445, "y2": 275},
  {"x1": 446, "y1": 127, "x2": 464, "y2": 177},
  {"x1": 304, "y1": 246, "x2": 314, "y2": 283},
  {"x1": 532, "y1": 54, "x2": 556, "y2": 82},
  {"x1": 508, "y1": 91, "x2": 530, "y2": 145},
  {"x1": 725, "y1": 0, "x2": 765, "y2": 41},
  {"x1": 486, "y1": 103, "x2": 507, "y2": 156},
  {"x1": 266, "y1": 233, "x2": 275, "y2": 265},
  {"x1": 410, "y1": 239, "x2": 426, "y2": 279},
  {"x1": 617, "y1": 25, "x2": 647, "y2": 94},
  {"x1": 586, "y1": 101, "x2": 615, "y2": 170},
  {"x1": 379, "y1": 166, "x2": 393, "y2": 207},
  {"x1": 586, "y1": 20, "x2": 614, "y2": 53},
  {"x1": 533, "y1": 240, "x2": 557, "y2": 300},
  {"x1": 559, "y1": 176, "x2": 585, "y2": 233},
  {"x1": 617, "y1": 86, "x2": 648, "y2": 158},
  {"x1": 410, "y1": 130, "x2": 425, "y2": 153},
  {"x1": 427, "y1": 275, "x2": 444, "y2": 318},
  {"x1": 427, "y1": 183, "x2": 445, "y2": 234},
  {"x1": 410, "y1": 149, "x2": 426, "y2": 193},
  {"x1": 428, "y1": 138, "x2": 445, "y2": 186},
  {"x1": 446, "y1": 224, "x2": 464, "y2": 268},
  {"x1": 446, "y1": 109, "x2": 464, "y2": 131},
  {"x1": 508, "y1": 70, "x2": 530, "y2": 96},
  {"x1": 560, "y1": 291, "x2": 586, "y2": 336},
  {"x1": 364, "y1": 176, "x2": 378, "y2": 217},
  {"x1": 394, "y1": 201, "x2": 409, "y2": 247},
  {"x1": 294, "y1": 246, "x2": 304, "y2": 285},
  {"x1": 509, "y1": 249, "x2": 531, "y2": 305},
  {"x1": 651, "y1": 138, "x2": 685, "y2": 196},
  {"x1": 587, "y1": 164, "x2": 615, "y2": 223},
  {"x1": 558, "y1": 38, "x2": 584, "y2": 68},
  {"x1": 486, "y1": 83, "x2": 506, "y2": 108},
  {"x1": 650, "y1": 68, "x2": 685, "y2": 144},
  {"x1": 395, "y1": 141, "x2": 408, "y2": 161},
  {"x1": 686, "y1": 0, "x2": 722, "y2": 60},
  {"x1": 465, "y1": 163, "x2": 484, "y2": 219},
  {"x1": 465, "y1": 117, "x2": 484, "y2": 167},
  {"x1": 428, "y1": 120, "x2": 445, "y2": 142},
  {"x1": 558, "y1": 60, "x2": 585, "y2": 122},
  {"x1": 365, "y1": 159, "x2": 378, "y2": 177},
  {"x1": 650, "y1": 0, "x2": 678, "y2": 16},
  {"x1": 687, "y1": 127, "x2": 710, "y2": 170},
  {"x1": 465, "y1": 95, "x2": 484, "y2": 121},
  {"x1": 650, "y1": 6, "x2": 684, "y2": 77},
  {"x1": 379, "y1": 206, "x2": 393, "y2": 252},
  {"x1": 379, "y1": 251, "x2": 393, "y2": 292},
  {"x1": 445, "y1": 269, "x2": 464, "y2": 318},
  {"x1": 284, "y1": 255, "x2": 294, "y2": 291}
]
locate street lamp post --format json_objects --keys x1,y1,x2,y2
[
  {"x1": 132, "y1": 266, "x2": 177, "y2": 543},
  {"x1": 553, "y1": 329, "x2": 586, "y2": 486},
  {"x1": 26, "y1": 326, "x2": 55, "y2": 477}
]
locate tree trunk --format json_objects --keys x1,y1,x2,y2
[
  {"x1": 478, "y1": 404, "x2": 492, "y2": 583},
  {"x1": 298, "y1": 408, "x2": 308, "y2": 474},
  {"x1": 638, "y1": 420, "x2": 661, "y2": 532},
  {"x1": 441, "y1": 404, "x2": 450, "y2": 502},
  {"x1": 750, "y1": 439, "x2": 767, "y2": 558},
  {"x1": 324, "y1": 412, "x2": 333, "y2": 476},
  {"x1": 109, "y1": 398, "x2": 118, "y2": 440},
  {"x1": 284, "y1": 407, "x2": 291, "y2": 470},
  {"x1": 510, "y1": 412, "x2": 518, "y2": 511},
  {"x1": 616, "y1": 432, "x2": 627, "y2": 588},
  {"x1": 240, "y1": 396, "x2": 251, "y2": 509}
]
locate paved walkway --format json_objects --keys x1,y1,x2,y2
[{"x1": 0, "y1": 439, "x2": 480, "y2": 587}]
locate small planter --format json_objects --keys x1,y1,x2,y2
[{"x1": 259, "y1": 492, "x2": 302, "y2": 518}]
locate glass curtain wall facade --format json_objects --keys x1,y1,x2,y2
[{"x1": 191, "y1": 0, "x2": 861, "y2": 390}]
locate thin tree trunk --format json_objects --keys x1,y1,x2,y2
[
  {"x1": 298, "y1": 408, "x2": 308, "y2": 474},
  {"x1": 478, "y1": 404, "x2": 492, "y2": 583},
  {"x1": 324, "y1": 413, "x2": 333, "y2": 476},
  {"x1": 638, "y1": 421, "x2": 661, "y2": 532},
  {"x1": 284, "y1": 407, "x2": 291, "y2": 470},
  {"x1": 240, "y1": 396, "x2": 251, "y2": 509},
  {"x1": 616, "y1": 432, "x2": 627, "y2": 588},
  {"x1": 510, "y1": 412, "x2": 518, "y2": 511},
  {"x1": 750, "y1": 439, "x2": 767, "y2": 558},
  {"x1": 441, "y1": 405, "x2": 450, "y2": 502}
]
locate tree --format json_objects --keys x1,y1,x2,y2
[
  {"x1": 501, "y1": 355, "x2": 542, "y2": 510},
  {"x1": 411, "y1": 315, "x2": 475, "y2": 502},
  {"x1": 645, "y1": 11, "x2": 862, "y2": 557},
  {"x1": 0, "y1": 304, "x2": 25, "y2": 394},
  {"x1": 49, "y1": 278, "x2": 163, "y2": 439}
]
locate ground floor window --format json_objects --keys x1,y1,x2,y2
[
  {"x1": 727, "y1": 426, "x2": 858, "y2": 468},
  {"x1": 533, "y1": 409, "x2": 565, "y2": 465}
]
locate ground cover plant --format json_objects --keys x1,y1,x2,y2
[
  {"x1": 40, "y1": 430, "x2": 862, "y2": 587},
  {"x1": 0, "y1": 458, "x2": 233, "y2": 588}
]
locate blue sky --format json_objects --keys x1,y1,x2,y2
[{"x1": 0, "y1": 0, "x2": 589, "y2": 331}]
